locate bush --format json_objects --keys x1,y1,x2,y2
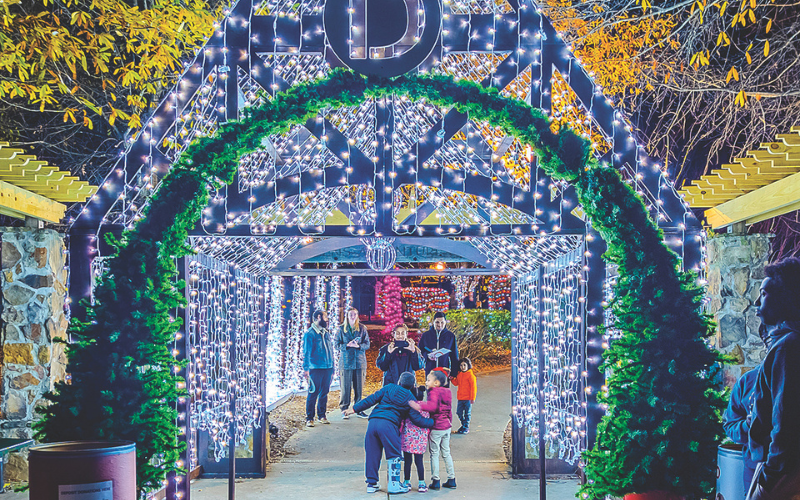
[{"x1": 419, "y1": 309, "x2": 511, "y2": 362}]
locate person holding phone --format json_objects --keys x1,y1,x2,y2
[
  {"x1": 376, "y1": 324, "x2": 424, "y2": 387},
  {"x1": 336, "y1": 307, "x2": 371, "y2": 419}
]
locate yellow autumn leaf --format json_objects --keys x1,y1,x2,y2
[
  {"x1": 764, "y1": 40, "x2": 770, "y2": 57},
  {"x1": 746, "y1": 51, "x2": 752, "y2": 64},
  {"x1": 748, "y1": 9, "x2": 756, "y2": 23},
  {"x1": 766, "y1": 18, "x2": 772, "y2": 33}
]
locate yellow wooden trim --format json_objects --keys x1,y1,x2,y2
[
  {"x1": 394, "y1": 208, "x2": 413, "y2": 223},
  {"x1": 679, "y1": 127, "x2": 800, "y2": 211},
  {"x1": 703, "y1": 170, "x2": 800, "y2": 230},
  {"x1": 747, "y1": 200, "x2": 800, "y2": 226},
  {"x1": 0, "y1": 144, "x2": 97, "y2": 203},
  {"x1": 421, "y1": 209, "x2": 440, "y2": 225},
  {"x1": 324, "y1": 208, "x2": 352, "y2": 225},
  {"x1": 0, "y1": 180, "x2": 67, "y2": 223}
]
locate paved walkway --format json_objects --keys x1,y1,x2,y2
[{"x1": 191, "y1": 370, "x2": 580, "y2": 500}]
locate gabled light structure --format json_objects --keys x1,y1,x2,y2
[{"x1": 66, "y1": 0, "x2": 704, "y2": 494}]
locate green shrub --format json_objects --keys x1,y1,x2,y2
[{"x1": 419, "y1": 309, "x2": 511, "y2": 362}]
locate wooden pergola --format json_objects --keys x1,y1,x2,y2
[
  {"x1": 0, "y1": 142, "x2": 97, "y2": 224},
  {"x1": 679, "y1": 127, "x2": 800, "y2": 230}
]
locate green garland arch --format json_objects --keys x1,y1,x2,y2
[{"x1": 36, "y1": 68, "x2": 726, "y2": 498}]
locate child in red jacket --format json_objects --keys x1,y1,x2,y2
[
  {"x1": 409, "y1": 369, "x2": 456, "y2": 490},
  {"x1": 450, "y1": 357, "x2": 477, "y2": 434}
]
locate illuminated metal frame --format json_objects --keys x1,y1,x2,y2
[{"x1": 66, "y1": 0, "x2": 706, "y2": 496}]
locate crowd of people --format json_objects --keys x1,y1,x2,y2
[
  {"x1": 303, "y1": 309, "x2": 479, "y2": 493},
  {"x1": 722, "y1": 256, "x2": 800, "y2": 500}
]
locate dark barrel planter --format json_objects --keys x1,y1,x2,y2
[
  {"x1": 717, "y1": 443, "x2": 745, "y2": 500},
  {"x1": 29, "y1": 441, "x2": 136, "y2": 500}
]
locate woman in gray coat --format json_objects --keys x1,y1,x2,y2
[{"x1": 336, "y1": 307, "x2": 371, "y2": 418}]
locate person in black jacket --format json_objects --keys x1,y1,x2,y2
[
  {"x1": 724, "y1": 326, "x2": 771, "y2": 493},
  {"x1": 747, "y1": 257, "x2": 800, "y2": 500},
  {"x1": 376, "y1": 324, "x2": 424, "y2": 387},
  {"x1": 345, "y1": 372, "x2": 434, "y2": 494},
  {"x1": 418, "y1": 312, "x2": 460, "y2": 377}
]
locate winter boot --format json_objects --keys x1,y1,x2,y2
[
  {"x1": 387, "y1": 457, "x2": 410, "y2": 494},
  {"x1": 442, "y1": 478, "x2": 457, "y2": 489}
]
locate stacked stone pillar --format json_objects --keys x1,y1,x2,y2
[
  {"x1": 0, "y1": 228, "x2": 68, "y2": 482},
  {"x1": 706, "y1": 233, "x2": 771, "y2": 387}
]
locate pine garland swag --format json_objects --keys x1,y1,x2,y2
[{"x1": 35, "y1": 69, "x2": 725, "y2": 497}]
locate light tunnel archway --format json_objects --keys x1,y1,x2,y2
[{"x1": 57, "y1": 70, "x2": 707, "y2": 499}]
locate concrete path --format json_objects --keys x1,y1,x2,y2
[{"x1": 191, "y1": 370, "x2": 580, "y2": 500}]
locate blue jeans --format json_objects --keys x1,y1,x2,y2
[
  {"x1": 456, "y1": 400, "x2": 472, "y2": 430},
  {"x1": 306, "y1": 368, "x2": 333, "y2": 421}
]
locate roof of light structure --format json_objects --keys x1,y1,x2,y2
[{"x1": 70, "y1": 0, "x2": 701, "y2": 269}]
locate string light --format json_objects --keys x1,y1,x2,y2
[
  {"x1": 487, "y1": 275, "x2": 511, "y2": 309},
  {"x1": 402, "y1": 287, "x2": 449, "y2": 319},
  {"x1": 512, "y1": 246, "x2": 586, "y2": 464}
]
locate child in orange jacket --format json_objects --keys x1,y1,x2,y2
[{"x1": 450, "y1": 358, "x2": 477, "y2": 434}]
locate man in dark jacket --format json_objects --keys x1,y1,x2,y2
[
  {"x1": 376, "y1": 324, "x2": 424, "y2": 386},
  {"x1": 419, "y1": 312, "x2": 460, "y2": 377},
  {"x1": 302, "y1": 309, "x2": 334, "y2": 427},
  {"x1": 746, "y1": 257, "x2": 800, "y2": 500},
  {"x1": 346, "y1": 372, "x2": 434, "y2": 494},
  {"x1": 725, "y1": 326, "x2": 771, "y2": 492},
  {"x1": 725, "y1": 367, "x2": 761, "y2": 491}
]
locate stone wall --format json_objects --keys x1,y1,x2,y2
[
  {"x1": 1, "y1": 228, "x2": 68, "y2": 482},
  {"x1": 706, "y1": 233, "x2": 771, "y2": 387}
]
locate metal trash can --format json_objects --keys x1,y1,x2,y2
[
  {"x1": 29, "y1": 441, "x2": 136, "y2": 500},
  {"x1": 717, "y1": 443, "x2": 745, "y2": 500}
]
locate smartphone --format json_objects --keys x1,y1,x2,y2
[{"x1": 394, "y1": 340, "x2": 409, "y2": 349}]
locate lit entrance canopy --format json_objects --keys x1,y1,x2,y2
[{"x1": 64, "y1": 0, "x2": 705, "y2": 493}]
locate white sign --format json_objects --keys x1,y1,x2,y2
[{"x1": 58, "y1": 481, "x2": 113, "y2": 500}]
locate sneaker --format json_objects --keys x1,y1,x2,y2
[
  {"x1": 318, "y1": 417, "x2": 330, "y2": 424},
  {"x1": 418, "y1": 481, "x2": 428, "y2": 493},
  {"x1": 402, "y1": 480, "x2": 411, "y2": 490},
  {"x1": 366, "y1": 483, "x2": 380, "y2": 493},
  {"x1": 442, "y1": 478, "x2": 457, "y2": 489},
  {"x1": 456, "y1": 428, "x2": 469, "y2": 434},
  {"x1": 455, "y1": 426, "x2": 464, "y2": 433},
  {"x1": 428, "y1": 479, "x2": 440, "y2": 490},
  {"x1": 305, "y1": 420, "x2": 314, "y2": 428},
  {"x1": 356, "y1": 411, "x2": 369, "y2": 419},
  {"x1": 342, "y1": 410, "x2": 350, "y2": 420}
]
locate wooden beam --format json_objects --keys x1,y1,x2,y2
[
  {"x1": 704, "y1": 170, "x2": 800, "y2": 230},
  {"x1": 0, "y1": 180, "x2": 67, "y2": 223}
]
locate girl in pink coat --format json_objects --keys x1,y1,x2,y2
[{"x1": 400, "y1": 385, "x2": 431, "y2": 492}]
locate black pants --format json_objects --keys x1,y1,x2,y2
[{"x1": 404, "y1": 451, "x2": 425, "y2": 481}]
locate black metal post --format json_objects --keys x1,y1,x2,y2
[
  {"x1": 537, "y1": 267, "x2": 547, "y2": 500},
  {"x1": 229, "y1": 269, "x2": 237, "y2": 500}
]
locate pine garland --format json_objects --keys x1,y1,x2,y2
[{"x1": 36, "y1": 69, "x2": 724, "y2": 497}]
